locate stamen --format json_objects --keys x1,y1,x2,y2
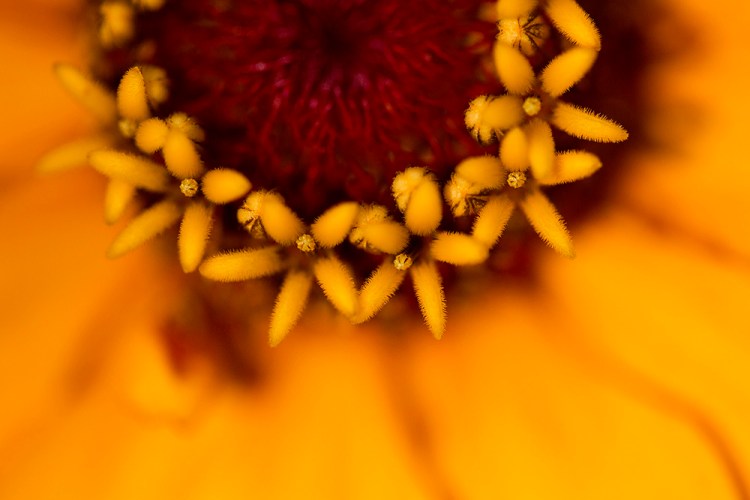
[
  {"x1": 507, "y1": 171, "x2": 527, "y2": 188},
  {"x1": 296, "y1": 234, "x2": 317, "y2": 253}
]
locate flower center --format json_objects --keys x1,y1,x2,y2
[{"x1": 127, "y1": 0, "x2": 498, "y2": 216}]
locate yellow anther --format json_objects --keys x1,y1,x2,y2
[
  {"x1": 180, "y1": 178, "x2": 199, "y2": 197},
  {"x1": 393, "y1": 254, "x2": 413, "y2": 271},
  {"x1": 523, "y1": 97, "x2": 542, "y2": 116},
  {"x1": 296, "y1": 234, "x2": 317, "y2": 253},
  {"x1": 99, "y1": 0, "x2": 135, "y2": 48},
  {"x1": 507, "y1": 171, "x2": 527, "y2": 188}
]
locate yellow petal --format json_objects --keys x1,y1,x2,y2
[
  {"x1": 526, "y1": 118, "x2": 555, "y2": 179},
  {"x1": 544, "y1": 0, "x2": 601, "y2": 50},
  {"x1": 162, "y1": 130, "x2": 205, "y2": 179},
  {"x1": 260, "y1": 196, "x2": 305, "y2": 246},
  {"x1": 493, "y1": 42, "x2": 535, "y2": 95},
  {"x1": 53, "y1": 63, "x2": 116, "y2": 123},
  {"x1": 551, "y1": 102, "x2": 629, "y2": 143},
  {"x1": 311, "y1": 202, "x2": 360, "y2": 248},
  {"x1": 496, "y1": 0, "x2": 538, "y2": 19},
  {"x1": 410, "y1": 259, "x2": 446, "y2": 339},
  {"x1": 404, "y1": 178, "x2": 442, "y2": 236},
  {"x1": 199, "y1": 246, "x2": 285, "y2": 282},
  {"x1": 178, "y1": 201, "x2": 213, "y2": 273},
  {"x1": 36, "y1": 135, "x2": 113, "y2": 174},
  {"x1": 472, "y1": 194, "x2": 515, "y2": 248},
  {"x1": 518, "y1": 189, "x2": 574, "y2": 257},
  {"x1": 201, "y1": 168, "x2": 252, "y2": 204},
  {"x1": 269, "y1": 270, "x2": 314, "y2": 347},
  {"x1": 430, "y1": 232, "x2": 489, "y2": 266},
  {"x1": 455, "y1": 155, "x2": 505, "y2": 190},
  {"x1": 353, "y1": 260, "x2": 407, "y2": 324},
  {"x1": 108, "y1": 200, "x2": 181, "y2": 258},
  {"x1": 538, "y1": 150, "x2": 602, "y2": 185},
  {"x1": 134, "y1": 117, "x2": 168, "y2": 154},
  {"x1": 117, "y1": 66, "x2": 150, "y2": 122},
  {"x1": 313, "y1": 255, "x2": 358, "y2": 317},
  {"x1": 360, "y1": 221, "x2": 410, "y2": 254},
  {"x1": 500, "y1": 126, "x2": 529, "y2": 171},
  {"x1": 540, "y1": 47, "x2": 598, "y2": 97},
  {"x1": 104, "y1": 178, "x2": 136, "y2": 225},
  {"x1": 89, "y1": 149, "x2": 171, "y2": 192}
]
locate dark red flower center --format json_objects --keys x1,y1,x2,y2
[{"x1": 130, "y1": 0, "x2": 498, "y2": 216}]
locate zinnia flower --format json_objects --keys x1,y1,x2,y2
[{"x1": 1, "y1": 0, "x2": 750, "y2": 498}]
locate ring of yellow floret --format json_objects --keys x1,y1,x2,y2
[{"x1": 41, "y1": 0, "x2": 627, "y2": 345}]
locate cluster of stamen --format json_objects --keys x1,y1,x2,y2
[{"x1": 42, "y1": 0, "x2": 627, "y2": 345}]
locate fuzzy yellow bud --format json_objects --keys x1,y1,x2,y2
[
  {"x1": 269, "y1": 270, "x2": 314, "y2": 347},
  {"x1": 117, "y1": 67, "x2": 150, "y2": 122},
  {"x1": 430, "y1": 232, "x2": 489, "y2": 266},
  {"x1": 311, "y1": 202, "x2": 360, "y2": 248},
  {"x1": 410, "y1": 260, "x2": 446, "y2": 339},
  {"x1": 201, "y1": 169, "x2": 252, "y2": 204},
  {"x1": 313, "y1": 255, "x2": 359, "y2": 317},
  {"x1": 178, "y1": 201, "x2": 213, "y2": 273},
  {"x1": 518, "y1": 189, "x2": 575, "y2": 257},
  {"x1": 89, "y1": 149, "x2": 171, "y2": 192},
  {"x1": 199, "y1": 247, "x2": 285, "y2": 282},
  {"x1": 551, "y1": 102, "x2": 629, "y2": 143},
  {"x1": 493, "y1": 42, "x2": 535, "y2": 95},
  {"x1": 108, "y1": 200, "x2": 182, "y2": 258}
]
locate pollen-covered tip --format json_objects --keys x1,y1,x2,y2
[
  {"x1": 540, "y1": 47, "x2": 598, "y2": 98},
  {"x1": 430, "y1": 232, "x2": 489, "y2": 266},
  {"x1": 500, "y1": 126, "x2": 530, "y2": 171},
  {"x1": 89, "y1": 149, "x2": 171, "y2": 192},
  {"x1": 526, "y1": 118, "x2": 555, "y2": 179},
  {"x1": 117, "y1": 67, "x2": 150, "y2": 122},
  {"x1": 178, "y1": 201, "x2": 213, "y2": 273},
  {"x1": 104, "y1": 178, "x2": 136, "y2": 225},
  {"x1": 353, "y1": 260, "x2": 407, "y2": 324},
  {"x1": 269, "y1": 270, "x2": 314, "y2": 347},
  {"x1": 518, "y1": 189, "x2": 575, "y2": 257},
  {"x1": 493, "y1": 42, "x2": 535, "y2": 95},
  {"x1": 162, "y1": 130, "x2": 205, "y2": 179},
  {"x1": 107, "y1": 200, "x2": 182, "y2": 258},
  {"x1": 544, "y1": 0, "x2": 601, "y2": 50},
  {"x1": 53, "y1": 64, "x2": 117, "y2": 123},
  {"x1": 551, "y1": 102, "x2": 629, "y2": 143},
  {"x1": 36, "y1": 135, "x2": 113, "y2": 174},
  {"x1": 410, "y1": 260, "x2": 446, "y2": 339},
  {"x1": 313, "y1": 255, "x2": 359, "y2": 318},
  {"x1": 199, "y1": 246, "x2": 285, "y2": 282},
  {"x1": 496, "y1": 0, "x2": 538, "y2": 19},
  {"x1": 201, "y1": 169, "x2": 252, "y2": 204},
  {"x1": 465, "y1": 95, "x2": 524, "y2": 144},
  {"x1": 472, "y1": 194, "x2": 515, "y2": 248},
  {"x1": 455, "y1": 156, "x2": 505, "y2": 190},
  {"x1": 311, "y1": 202, "x2": 360, "y2": 248},
  {"x1": 538, "y1": 150, "x2": 602, "y2": 185}
]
